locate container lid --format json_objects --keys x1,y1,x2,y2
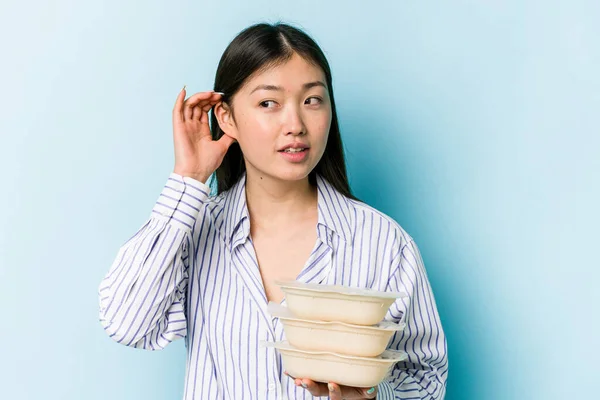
[
  {"x1": 262, "y1": 340, "x2": 408, "y2": 362},
  {"x1": 268, "y1": 302, "x2": 406, "y2": 331},
  {"x1": 275, "y1": 280, "x2": 407, "y2": 300}
]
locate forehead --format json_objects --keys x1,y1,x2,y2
[{"x1": 242, "y1": 53, "x2": 327, "y2": 93}]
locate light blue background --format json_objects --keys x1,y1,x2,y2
[{"x1": 1, "y1": 1, "x2": 598, "y2": 399}]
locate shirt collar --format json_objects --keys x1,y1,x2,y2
[
  {"x1": 220, "y1": 172, "x2": 249, "y2": 250},
  {"x1": 315, "y1": 174, "x2": 354, "y2": 245},
  {"x1": 221, "y1": 172, "x2": 354, "y2": 249}
]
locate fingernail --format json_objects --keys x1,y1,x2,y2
[
  {"x1": 214, "y1": 91, "x2": 225, "y2": 95},
  {"x1": 367, "y1": 387, "x2": 376, "y2": 394},
  {"x1": 301, "y1": 382, "x2": 307, "y2": 388},
  {"x1": 182, "y1": 85, "x2": 186, "y2": 91},
  {"x1": 328, "y1": 383, "x2": 334, "y2": 392}
]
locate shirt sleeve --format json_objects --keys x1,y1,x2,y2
[
  {"x1": 97, "y1": 173, "x2": 211, "y2": 350},
  {"x1": 376, "y1": 238, "x2": 448, "y2": 399}
]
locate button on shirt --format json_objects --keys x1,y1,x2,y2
[{"x1": 98, "y1": 172, "x2": 448, "y2": 399}]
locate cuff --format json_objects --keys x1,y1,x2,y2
[
  {"x1": 151, "y1": 173, "x2": 211, "y2": 232},
  {"x1": 376, "y1": 379, "x2": 395, "y2": 399}
]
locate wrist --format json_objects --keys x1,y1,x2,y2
[{"x1": 173, "y1": 169, "x2": 210, "y2": 184}]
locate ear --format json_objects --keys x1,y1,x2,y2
[{"x1": 213, "y1": 101, "x2": 238, "y2": 140}]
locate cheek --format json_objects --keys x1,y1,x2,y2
[
  {"x1": 311, "y1": 113, "x2": 332, "y2": 143},
  {"x1": 236, "y1": 112, "x2": 275, "y2": 150},
  {"x1": 246, "y1": 114, "x2": 275, "y2": 134}
]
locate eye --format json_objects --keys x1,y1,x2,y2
[
  {"x1": 259, "y1": 100, "x2": 277, "y2": 108},
  {"x1": 305, "y1": 97, "x2": 323, "y2": 105}
]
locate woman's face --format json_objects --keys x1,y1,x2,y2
[{"x1": 216, "y1": 52, "x2": 332, "y2": 183}]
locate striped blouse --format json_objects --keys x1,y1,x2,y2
[{"x1": 98, "y1": 171, "x2": 448, "y2": 399}]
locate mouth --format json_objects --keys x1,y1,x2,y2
[
  {"x1": 278, "y1": 148, "x2": 309, "y2": 154},
  {"x1": 278, "y1": 147, "x2": 310, "y2": 162}
]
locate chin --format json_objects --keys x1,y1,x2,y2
[
  {"x1": 274, "y1": 169, "x2": 313, "y2": 182},
  {"x1": 253, "y1": 165, "x2": 315, "y2": 183},
  {"x1": 246, "y1": 157, "x2": 319, "y2": 183}
]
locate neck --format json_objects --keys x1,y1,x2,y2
[{"x1": 244, "y1": 169, "x2": 317, "y2": 232}]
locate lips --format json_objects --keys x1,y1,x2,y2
[{"x1": 278, "y1": 142, "x2": 310, "y2": 152}]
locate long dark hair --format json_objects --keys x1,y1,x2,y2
[{"x1": 210, "y1": 22, "x2": 358, "y2": 201}]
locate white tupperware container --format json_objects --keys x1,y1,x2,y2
[
  {"x1": 268, "y1": 302, "x2": 405, "y2": 357},
  {"x1": 275, "y1": 280, "x2": 407, "y2": 326},
  {"x1": 263, "y1": 341, "x2": 407, "y2": 388}
]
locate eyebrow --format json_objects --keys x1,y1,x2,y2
[{"x1": 249, "y1": 81, "x2": 327, "y2": 95}]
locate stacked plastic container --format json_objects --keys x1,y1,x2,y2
[{"x1": 264, "y1": 280, "x2": 409, "y2": 388}]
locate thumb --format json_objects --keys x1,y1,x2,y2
[{"x1": 218, "y1": 133, "x2": 236, "y2": 150}]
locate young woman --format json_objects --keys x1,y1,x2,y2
[{"x1": 98, "y1": 22, "x2": 447, "y2": 400}]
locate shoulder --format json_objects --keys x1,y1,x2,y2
[
  {"x1": 347, "y1": 197, "x2": 415, "y2": 251},
  {"x1": 317, "y1": 174, "x2": 413, "y2": 251}
]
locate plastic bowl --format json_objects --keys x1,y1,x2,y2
[
  {"x1": 263, "y1": 341, "x2": 407, "y2": 388},
  {"x1": 268, "y1": 302, "x2": 405, "y2": 357},
  {"x1": 275, "y1": 280, "x2": 407, "y2": 326}
]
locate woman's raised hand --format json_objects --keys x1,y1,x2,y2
[{"x1": 172, "y1": 87, "x2": 236, "y2": 183}]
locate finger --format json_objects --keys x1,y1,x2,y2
[
  {"x1": 302, "y1": 379, "x2": 328, "y2": 397},
  {"x1": 285, "y1": 372, "x2": 306, "y2": 389},
  {"x1": 184, "y1": 98, "x2": 194, "y2": 120},
  {"x1": 184, "y1": 91, "x2": 223, "y2": 110},
  {"x1": 192, "y1": 105, "x2": 202, "y2": 121},
  {"x1": 202, "y1": 100, "x2": 222, "y2": 124},
  {"x1": 202, "y1": 101, "x2": 216, "y2": 113},
  {"x1": 183, "y1": 92, "x2": 216, "y2": 121},
  {"x1": 202, "y1": 95, "x2": 223, "y2": 116},
  {"x1": 328, "y1": 382, "x2": 342, "y2": 400},
  {"x1": 283, "y1": 371, "x2": 298, "y2": 382},
  {"x1": 217, "y1": 132, "x2": 236, "y2": 151},
  {"x1": 337, "y1": 383, "x2": 378, "y2": 399},
  {"x1": 199, "y1": 106, "x2": 210, "y2": 124},
  {"x1": 173, "y1": 86, "x2": 186, "y2": 123},
  {"x1": 362, "y1": 385, "x2": 378, "y2": 399},
  {"x1": 195, "y1": 98, "x2": 222, "y2": 124}
]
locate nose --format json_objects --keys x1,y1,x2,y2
[{"x1": 282, "y1": 105, "x2": 306, "y2": 136}]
